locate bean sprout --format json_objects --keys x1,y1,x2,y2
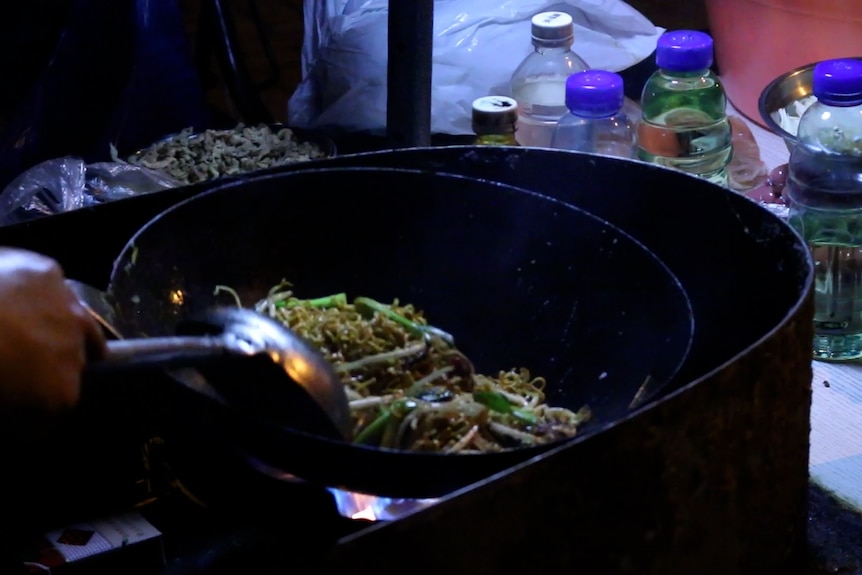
[{"x1": 220, "y1": 281, "x2": 592, "y2": 453}]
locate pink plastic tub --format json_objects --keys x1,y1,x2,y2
[{"x1": 705, "y1": 0, "x2": 862, "y2": 126}]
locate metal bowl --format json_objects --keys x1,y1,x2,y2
[
  {"x1": 758, "y1": 57, "x2": 862, "y2": 153},
  {"x1": 757, "y1": 62, "x2": 817, "y2": 153}
]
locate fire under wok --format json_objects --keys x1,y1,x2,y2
[{"x1": 104, "y1": 167, "x2": 694, "y2": 498}]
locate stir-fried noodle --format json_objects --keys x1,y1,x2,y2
[{"x1": 216, "y1": 281, "x2": 590, "y2": 453}]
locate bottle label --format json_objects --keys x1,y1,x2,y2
[
  {"x1": 636, "y1": 107, "x2": 732, "y2": 174},
  {"x1": 655, "y1": 107, "x2": 715, "y2": 127},
  {"x1": 636, "y1": 123, "x2": 683, "y2": 157}
]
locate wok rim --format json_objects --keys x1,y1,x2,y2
[{"x1": 106, "y1": 166, "x2": 696, "y2": 469}]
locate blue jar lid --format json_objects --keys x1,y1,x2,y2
[
  {"x1": 813, "y1": 59, "x2": 862, "y2": 106},
  {"x1": 565, "y1": 70, "x2": 625, "y2": 117},
  {"x1": 655, "y1": 30, "x2": 713, "y2": 72}
]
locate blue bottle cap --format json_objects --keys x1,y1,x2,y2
[
  {"x1": 655, "y1": 30, "x2": 714, "y2": 72},
  {"x1": 565, "y1": 70, "x2": 625, "y2": 117},
  {"x1": 813, "y1": 59, "x2": 862, "y2": 106}
]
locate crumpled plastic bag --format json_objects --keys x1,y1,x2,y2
[
  {"x1": 288, "y1": 0, "x2": 664, "y2": 135},
  {"x1": 0, "y1": 157, "x2": 182, "y2": 226}
]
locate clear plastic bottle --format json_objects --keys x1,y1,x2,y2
[
  {"x1": 471, "y1": 96, "x2": 519, "y2": 146},
  {"x1": 509, "y1": 11, "x2": 590, "y2": 148},
  {"x1": 785, "y1": 58, "x2": 862, "y2": 361},
  {"x1": 550, "y1": 70, "x2": 635, "y2": 159},
  {"x1": 636, "y1": 30, "x2": 732, "y2": 186}
]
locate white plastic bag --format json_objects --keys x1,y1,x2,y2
[
  {"x1": 288, "y1": 0, "x2": 664, "y2": 135},
  {"x1": 0, "y1": 157, "x2": 180, "y2": 225}
]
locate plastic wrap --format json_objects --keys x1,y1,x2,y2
[
  {"x1": 0, "y1": 157, "x2": 181, "y2": 225},
  {"x1": 288, "y1": 0, "x2": 664, "y2": 135}
]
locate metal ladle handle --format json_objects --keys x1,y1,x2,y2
[
  {"x1": 70, "y1": 279, "x2": 353, "y2": 441},
  {"x1": 87, "y1": 335, "x2": 250, "y2": 374}
]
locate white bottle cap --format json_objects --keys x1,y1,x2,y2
[
  {"x1": 531, "y1": 11, "x2": 574, "y2": 48},
  {"x1": 472, "y1": 96, "x2": 519, "y2": 135}
]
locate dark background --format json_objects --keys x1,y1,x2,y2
[{"x1": 0, "y1": 0, "x2": 707, "y2": 135}]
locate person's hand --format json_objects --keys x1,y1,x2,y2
[{"x1": 0, "y1": 248, "x2": 106, "y2": 415}]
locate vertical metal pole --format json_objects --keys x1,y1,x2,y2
[{"x1": 386, "y1": 0, "x2": 433, "y2": 148}]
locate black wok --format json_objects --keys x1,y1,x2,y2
[
  {"x1": 271, "y1": 146, "x2": 811, "y2": 389},
  {"x1": 106, "y1": 167, "x2": 694, "y2": 498}
]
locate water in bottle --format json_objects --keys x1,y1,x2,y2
[
  {"x1": 636, "y1": 30, "x2": 732, "y2": 186},
  {"x1": 786, "y1": 58, "x2": 862, "y2": 361},
  {"x1": 550, "y1": 70, "x2": 635, "y2": 159},
  {"x1": 509, "y1": 11, "x2": 589, "y2": 148}
]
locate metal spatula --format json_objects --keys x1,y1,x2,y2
[{"x1": 69, "y1": 280, "x2": 352, "y2": 441}]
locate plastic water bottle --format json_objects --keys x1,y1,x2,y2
[
  {"x1": 471, "y1": 96, "x2": 520, "y2": 146},
  {"x1": 509, "y1": 11, "x2": 589, "y2": 148},
  {"x1": 785, "y1": 58, "x2": 862, "y2": 361},
  {"x1": 550, "y1": 70, "x2": 635, "y2": 159},
  {"x1": 636, "y1": 30, "x2": 732, "y2": 186}
]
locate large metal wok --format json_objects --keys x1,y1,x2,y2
[
  {"x1": 104, "y1": 167, "x2": 694, "y2": 499},
  {"x1": 271, "y1": 146, "x2": 813, "y2": 390},
  {"x1": 0, "y1": 149, "x2": 812, "y2": 574}
]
